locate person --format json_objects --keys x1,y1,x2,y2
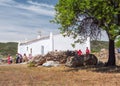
[
  {"x1": 16, "y1": 53, "x2": 22, "y2": 63},
  {"x1": 16, "y1": 53, "x2": 20, "y2": 63},
  {"x1": 7, "y1": 54, "x2": 11, "y2": 64},
  {"x1": 10, "y1": 55, "x2": 13, "y2": 63},
  {"x1": 22, "y1": 53, "x2": 28, "y2": 62},
  {"x1": 19, "y1": 54, "x2": 23, "y2": 63},
  {"x1": 77, "y1": 49, "x2": 82, "y2": 56},
  {"x1": 86, "y1": 47, "x2": 90, "y2": 54}
]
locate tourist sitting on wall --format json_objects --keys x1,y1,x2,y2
[
  {"x1": 86, "y1": 47, "x2": 90, "y2": 55},
  {"x1": 77, "y1": 49, "x2": 82, "y2": 56}
]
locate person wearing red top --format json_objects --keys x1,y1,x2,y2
[
  {"x1": 7, "y1": 55, "x2": 11, "y2": 64},
  {"x1": 77, "y1": 49, "x2": 82, "y2": 56},
  {"x1": 86, "y1": 47, "x2": 90, "y2": 54}
]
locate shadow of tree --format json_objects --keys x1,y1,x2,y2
[
  {"x1": 64, "y1": 65, "x2": 120, "y2": 73},
  {"x1": 91, "y1": 65, "x2": 120, "y2": 73}
]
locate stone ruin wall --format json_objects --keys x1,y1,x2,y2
[{"x1": 93, "y1": 48, "x2": 120, "y2": 64}]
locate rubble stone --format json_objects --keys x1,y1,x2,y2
[
  {"x1": 65, "y1": 54, "x2": 98, "y2": 67},
  {"x1": 30, "y1": 51, "x2": 98, "y2": 67}
]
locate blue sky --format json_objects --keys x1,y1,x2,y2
[
  {"x1": 0, "y1": 0, "x2": 59, "y2": 42},
  {"x1": 0, "y1": 0, "x2": 108, "y2": 42}
]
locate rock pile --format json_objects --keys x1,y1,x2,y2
[
  {"x1": 30, "y1": 51, "x2": 69, "y2": 66},
  {"x1": 65, "y1": 54, "x2": 98, "y2": 67},
  {"x1": 44, "y1": 51, "x2": 67, "y2": 63},
  {"x1": 29, "y1": 51, "x2": 98, "y2": 67},
  {"x1": 30, "y1": 55, "x2": 45, "y2": 65}
]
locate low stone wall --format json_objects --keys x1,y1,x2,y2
[
  {"x1": 65, "y1": 54, "x2": 98, "y2": 67},
  {"x1": 29, "y1": 51, "x2": 98, "y2": 67}
]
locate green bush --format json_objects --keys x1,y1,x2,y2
[{"x1": 28, "y1": 62, "x2": 36, "y2": 67}]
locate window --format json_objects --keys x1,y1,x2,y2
[
  {"x1": 27, "y1": 47, "x2": 28, "y2": 51},
  {"x1": 41, "y1": 46, "x2": 44, "y2": 55},
  {"x1": 30, "y1": 48, "x2": 32, "y2": 54}
]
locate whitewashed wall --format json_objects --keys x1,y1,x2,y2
[
  {"x1": 18, "y1": 33, "x2": 90, "y2": 56},
  {"x1": 31, "y1": 40, "x2": 50, "y2": 56},
  {"x1": 18, "y1": 38, "x2": 51, "y2": 56},
  {"x1": 53, "y1": 34, "x2": 90, "y2": 54},
  {"x1": 18, "y1": 43, "x2": 26, "y2": 55}
]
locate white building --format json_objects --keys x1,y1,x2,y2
[{"x1": 18, "y1": 33, "x2": 90, "y2": 56}]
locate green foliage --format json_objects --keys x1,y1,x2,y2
[
  {"x1": 0, "y1": 42, "x2": 18, "y2": 57},
  {"x1": 28, "y1": 62, "x2": 36, "y2": 67},
  {"x1": 54, "y1": 0, "x2": 120, "y2": 40},
  {"x1": 115, "y1": 36, "x2": 120, "y2": 47},
  {"x1": 116, "y1": 40, "x2": 120, "y2": 47}
]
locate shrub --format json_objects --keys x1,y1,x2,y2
[{"x1": 27, "y1": 62, "x2": 36, "y2": 67}]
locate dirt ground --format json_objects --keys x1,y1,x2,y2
[{"x1": 0, "y1": 63, "x2": 120, "y2": 86}]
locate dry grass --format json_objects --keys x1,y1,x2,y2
[{"x1": 0, "y1": 63, "x2": 120, "y2": 86}]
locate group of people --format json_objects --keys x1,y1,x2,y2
[
  {"x1": 7, "y1": 53, "x2": 32, "y2": 64},
  {"x1": 16, "y1": 53, "x2": 33, "y2": 63},
  {"x1": 77, "y1": 47, "x2": 90, "y2": 56}
]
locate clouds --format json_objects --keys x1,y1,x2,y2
[
  {"x1": 0, "y1": 0, "x2": 59, "y2": 42},
  {"x1": 0, "y1": 0, "x2": 55, "y2": 16},
  {"x1": 15, "y1": 0, "x2": 55, "y2": 17}
]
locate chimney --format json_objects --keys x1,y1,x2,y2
[{"x1": 37, "y1": 30, "x2": 41, "y2": 39}]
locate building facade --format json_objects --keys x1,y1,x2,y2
[{"x1": 18, "y1": 33, "x2": 90, "y2": 56}]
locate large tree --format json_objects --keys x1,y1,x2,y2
[{"x1": 53, "y1": 0, "x2": 120, "y2": 66}]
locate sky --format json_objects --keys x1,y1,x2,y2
[
  {"x1": 0, "y1": 0, "x2": 59, "y2": 42},
  {"x1": 0, "y1": 0, "x2": 108, "y2": 42}
]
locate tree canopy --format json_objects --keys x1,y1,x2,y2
[{"x1": 53, "y1": 0, "x2": 120, "y2": 66}]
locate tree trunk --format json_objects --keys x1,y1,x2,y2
[{"x1": 106, "y1": 39, "x2": 116, "y2": 66}]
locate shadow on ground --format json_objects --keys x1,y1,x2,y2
[{"x1": 64, "y1": 65, "x2": 120, "y2": 73}]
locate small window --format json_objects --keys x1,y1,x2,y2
[
  {"x1": 30, "y1": 48, "x2": 32, "y2": 54},
  {"x1": 27, "y1": 47, "x2": 28, "y2": 51},
  {"x1": 41, "y1": 46, "x2": 44, "y2": 55}
]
